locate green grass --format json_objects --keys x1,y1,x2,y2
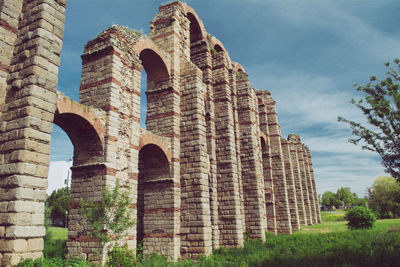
[
  {"x1": 48, "y1": 227, "x2": 68, "y2": 240},
  {"x1": 20, "y1": 218, "x2": 400, "y2": 266}
]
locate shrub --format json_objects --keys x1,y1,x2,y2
[
  {"x1": 105, "y1": 245, "x2": 137, "y2": 267},
  {"x1": 345, "y1": 206, "x2": 376, "y2": 230}
]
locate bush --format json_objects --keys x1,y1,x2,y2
[
  {"x1": 345, "y1": 206, "x2": 376, "y2": 230},
  {"x1": 106, "y1": 245, "x2": 137, "y2": 267}
]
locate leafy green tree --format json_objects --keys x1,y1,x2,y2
[
  {"x1": 338, "y1": 59, "x2": 400, "y2": 181},
  {"x1": 368, "y1": 176, "x2": 400, "y2": 218},
  {"x1": 46, "y1": 187, "x2": 70, "y2": 227},
  {"x1": 80, "y1": 179, "x2": 135, "y2": 265},
  {"x1": 354, "y1": 197, "x2": 368, "y2": 208},
  {"x1": 321, "y1": 191, "x2": 339, "y2": 208},
  {"x1": 336, "y1": 187, "x2": 355, "y2": 208}
]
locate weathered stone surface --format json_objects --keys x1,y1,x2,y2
[{"x1": 0, "y1": 1, "x2": 320, "y2": 265}]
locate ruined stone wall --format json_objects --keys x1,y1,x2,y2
[{"x1": 0, "y1": 1, "x2": 321, "y2": 265}]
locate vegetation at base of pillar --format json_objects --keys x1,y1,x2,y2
[
  {"x1": 80, "y1": 179, "x2": 135, "y2": 262},
  {"x1": 338, "y1": 58, "x2": 400, "y2": 181},
  {"x1": 345, "y1": 206, "x2": 376, "y2": 230},
  {"x1": 367, "y1": 176, "x2": 400, "y2": 219}
]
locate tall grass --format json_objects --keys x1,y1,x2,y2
[{"x1": 18, "y1": 218, "x2": 400, "y2": 266}]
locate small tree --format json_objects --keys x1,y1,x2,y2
[
  {"x1": 321, "y1": 191, "x2": 339, "y2": 209},
  {"x1": 345, "y1": 206, "x2": 376, "y2": 230},
  {"x1": 336, "y1": 187, "x2": 355, "y2": 208},
  {"x1": 368, "y1": 176, "x2": 400, "y2": 218},
  {"x1": 80, "y1": 179, "x2": 135, "y2": 264},
  {"x1": 338, "y1": 59, "x2": 400, "y2": 181},
  {"x1": 46, "y1": 187, "x2": 70, "y2": 227}
]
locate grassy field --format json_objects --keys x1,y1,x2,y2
[
  {"x1": 48, "y1": 227, "x2": 68, "y2": 240},
  {"x1": 40, "y1": 213, "x2": 400, "y2": 267}
]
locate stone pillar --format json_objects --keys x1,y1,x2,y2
[
  {"x1": 236, "y1": 76, "x2": 266, "y2": 241},
  {"x1": 303, "y1": 146, "x2": 317, "y2": 224},
  {"x1": 0, "y1": 0, "x2": 66, "y2": 265},
  {"x1": 230, "y1": 68, "x2": 246, "y2": 236},
  {"x1": 264, "y1": 95, "x2": 291, "y2": 234},
  {"x1": 281, "y1": 138, "x2": 300, "y2": 231},
  {"x1": 0, "y1": 0, "x2": 23, "y2": 112},
  {"x1": 305, "y1": 147, "x2": 321, "y2": 224},
  {"x1": 256, "y1": 91, "x2": 277, "y2": 234},
  {"x1": 212, "y1": 51, "x2": 243, "y2": 246},
  {"x1": 296, "y1": 142, "x2": 312, "y2": 225},
  {"x1": 78, "y1": 26, "x2": 143, "y2": 262},
  {"x1": 179, "y1": 60, "x2": 212, "y2": 258},
  {"x1": 288, "y1": 135, "x2": 307, "y2": 226},
  {"x1": 190, "y1": 38, "x2": 220, "y2": 250}
]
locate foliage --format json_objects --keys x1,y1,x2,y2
[
  {"x1": 354, "y1": 197, "x2": 368, "y2": 207},
  {"x1": 80, "y1": 179, "x2": 135, "y2": 263},
  {"x1": 46, "y1": 187, "x2": 70, "y2": 227},
  {"x1": 17, "y1": 257, "x2": 90, "y2": 267},
  {"x1": 336, "y1": 187, "x2": 355, "y2": 207},
  {"x1": 368, "y1": 176, "x2": 400, "y2": 218},
  {"x1": 236, "y1": 71, "x2": 248, "y2": 81},
  {"x1": 338, "y1": 58, "x2": 400, "y2": 181},
  {"x1": 43, "y1": 239, "x2": 67, "y2": 259},
  {"x1": 105, "y1": 245, "x2": 138, "y2": 267},
  {"x1": 321, "y1": 191, "x2": 340, "y2": 208},
  {"x1": 345, "y1": 206, "x2": 376, "y2": 230}
]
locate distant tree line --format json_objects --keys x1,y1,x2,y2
[{"x1": 321, "y1": 176, "x2": 400, "y2": 219}]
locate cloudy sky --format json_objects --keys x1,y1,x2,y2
[{"x1": 51, "y1": 0, "x2": 400, "y2": 197}]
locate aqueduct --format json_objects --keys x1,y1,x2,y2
[{"x1": 0, "y1": 1, "x2": 321, "y2": 265}]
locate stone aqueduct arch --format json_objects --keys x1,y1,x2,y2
[{"x1": 0, "y1": 1, "x2": 321, "y2": 265}]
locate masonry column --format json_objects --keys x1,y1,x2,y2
[
  {"x1": 296, "y1": 142, "x2": 312, "y2": 225},
  {"x1": 236, "y1": 75, "x2": 266, "y2": 241},
  {"x1": 179, "y1": 60, "x2": 212, "y2": 257},
  {"x1": 264, "y1": 95, "x2": 291, "y2": 234},
  {"x1": 0, "y1": 0, "x2": 66, "y2": 265},
  {"x1": 257, "y1": 91, "x2": 277, "y2": 234},
  {"x1": 230, "y1": 68, "x2": 246, "y2": 236},
  {"x1": 0, "y1": 0, "x2": 23, "y2": 112},
  {"x1": 288, "y1": 135, "x2": 307, "y2": 226},
  {"x1": 307, "y1": 148, "x2": 321, "y2": 224},
  {"x1": 212, "y1": 51, "x2": 243, "y2": 246},
  {"x1": 190, "y1": 38, "x2": 220, "y2": 250},
  {"x1": 303, "y1": 146, "x2": 317, "y2": 224},
  {"x1": 281, "y1": 138, "x2": 300, "y2": 231}
]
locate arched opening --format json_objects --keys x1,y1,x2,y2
[
  {"x1": 140, "y1": 69, "x2": 147, "y2": 129},
  {"x1": 47, "y1": 125, "x2": 73, "y2": 228},
  {"x1": 214, "y1": 44, "x2": 223, "y2": 52},
  {"x1": 52, "y1": 106, "x2": 105, "y2": 259},
  {"x1": 136, "y1": 44, "x2": 172, "y2": 135},
  {"x1": 187, "y1": 12, "x2": 203, "y2": 44},
  {"x1": 137, "y1": 144, "x2": 171, "y2": 255},
  {"x1": 139, "y1": 48, "x2": 169, "y2": 88}
]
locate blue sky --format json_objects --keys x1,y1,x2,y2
[{"x1": 51, "y1": 0, "x2": 400, "y2": 197}]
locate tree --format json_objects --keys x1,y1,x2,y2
[
  {"x1": 368, "y1": 176, "x2": 400, "y2": 218},
  {"x1": 80, "y1": 180, "x2": 135, "y2": 265},
  {"x1": 338, "y1": 59, "x2": 400, "y2": 181},
  {"x1": 336, "y1": 187, "x2": 355, "y2": 208},
  {"x1": 46, "y1": 187, "x2": 70, "y2": 227},
  {"x1": 321, "y1": 191, "x2": 339, "y2": 208}
]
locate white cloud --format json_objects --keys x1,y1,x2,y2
[{"x1": 270, "y1": 1, "x2": 400, "y2": 62}]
